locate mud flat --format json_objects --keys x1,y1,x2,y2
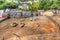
[{"x1": 0, "y1": 16, "x2": 59, "y2": 40}]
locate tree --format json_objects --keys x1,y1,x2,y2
[
  {"x1": 17, "y1": 0, "x2": 30, "y2": 2},
  {"x1": 39, "y1": 0, "x2": 47, "y2": 10},
  {"x1": 0, "y1": 0, "x2": 4, "y2": 9},
  {"x1": 0, "y1": 0, "x2": 18, "y2": 9},
  {"x1": 57, "y1": 0, "x2": 60, "y2": 10},
  {"x1": 29, "y1": 2, "x2": 39, "y2": 11},
  {"x1": 0, "y1": 0, "x2": 60, "y2": 10},
  {"x1": 0, "y1": 5, "x2": 4, "y2": 9},
  {"x1": 0, "y1": 1, "x2": 4, "y2": 4},
  {"x1": 29, "y1": 2, "x2": 40, "y2": 16},
  {"x1": 38, "y1": 0, "x2": 60, "y2": 10},
  {"x1": 44, "y1": 0, "x2": 53, "y2": 10},
  {"x1": 3, "y1": 2, "x2": 18, "y2": 9}
]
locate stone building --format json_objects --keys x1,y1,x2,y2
[
  {"x1": 22, "y1": 11, "x2": 31, "y2": 17},
  {"x1": 8, "y1": 9, "x2": 22, "y2": 18},
  {"x1": 5, "y1": 9, "x2": 32, "y2": 18}
]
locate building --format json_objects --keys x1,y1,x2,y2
[
  {"x1": 18, "y1": 1, "x2": 32, "y2": 10},
  {"x1": 8, "y1": 9, "x2": 22, "y2": 18},
  {"x1": 0, "y1": 10, "x2": 4, "y2": 17},
  {"x1": 22, "y1": 11, "x2": 31, "y2": 17},
  {"x1": 6, "y1": 9, "x2": 32, "y2": 18}
]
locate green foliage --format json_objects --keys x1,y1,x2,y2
[
  {"x1": 39, "y1": 0, "x2": 60, "y2": 10},
  {"x1": 0, "y1": 0, "x2": 18, "y2": 9},
  {"x1": 18, "y1": 0, "x2": 31, "y2": 2},
  {"x1": 0, "y1": 0, "x2": 60, "y2": 10},
  {"x1": 3, "y1": 2, "x2": 18, "y2": 9},
  {"x1": 0, "y1": 0, "x2": 4, "y2": 9},
  {"x1": 0, "y1": 5, "x2": 4, "y2": 9},
  {"x1": 29, "y1": 2, "x2": 39, "y2": 11},
  {"x1": 0, "y1": 1, "x2": 4, "y2": 4},
  {"x1": 29, "y1": 0, "x2": 60, "y2": 11}
]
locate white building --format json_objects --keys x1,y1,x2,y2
[
  {"x1": 0, "y1": 10, "x2": 4, "y2": 17},
  {"x1": 18, "y1": 2, "x2": 32, "y2": 10}
]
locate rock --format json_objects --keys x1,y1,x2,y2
[
  {"x1": 20, "y1": 22, "x2": 25, "y2": 28},
  {"x1": 11, "y1": 22, "x2": 18, "y2": 27}
]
